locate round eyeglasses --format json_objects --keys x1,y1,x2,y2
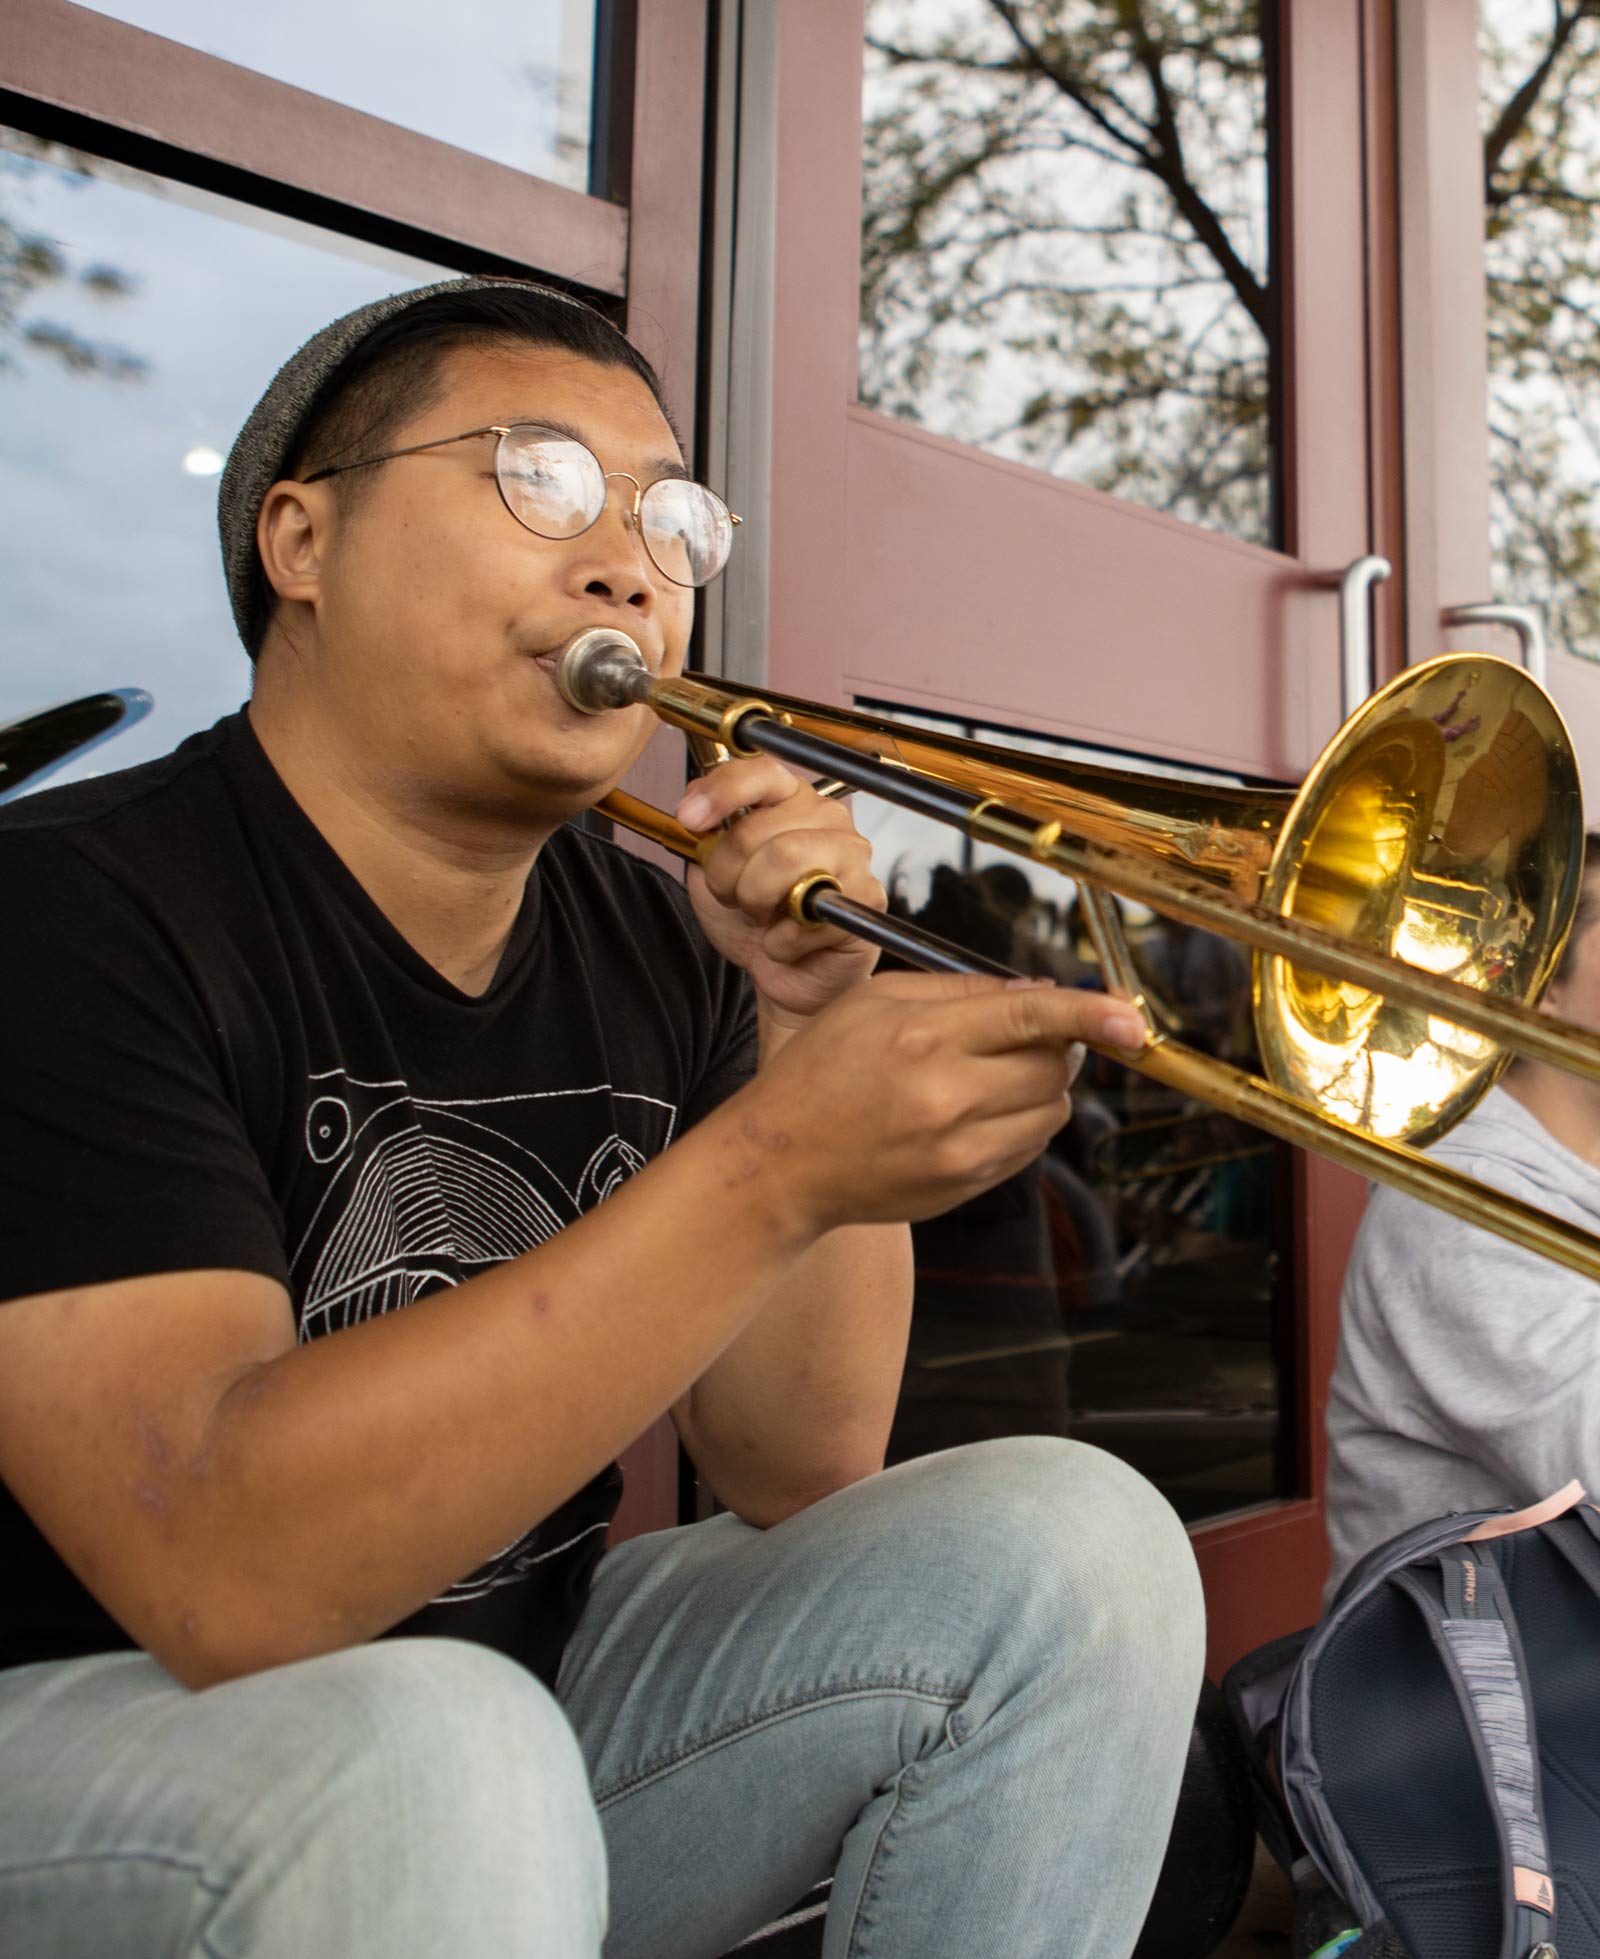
[{"x1": 303, "y1": 423, "x2": 741, "y2": 589}]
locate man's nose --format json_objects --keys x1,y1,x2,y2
[{"x1": 568, "y1": 478, "x2": 654, "y2": 608}]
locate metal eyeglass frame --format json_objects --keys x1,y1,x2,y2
[{"x1": 303, "y1": 423, "x2": 741, "y2": 589}]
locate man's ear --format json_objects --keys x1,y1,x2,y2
[
  {"x1": 257, "y1": 479, "x2": 334, "y2": 609},
  {"x1": 1539, "y1": 964, "x2": 1572, "y2": 1020}
]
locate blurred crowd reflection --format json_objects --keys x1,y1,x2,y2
[{"x1": 880, "y1": 862, "x2": 1288, "y2": 1525}]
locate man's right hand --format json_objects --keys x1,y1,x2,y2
[{"x1": 733, "y1": 971, "x2": 1149, "y2": 1234}]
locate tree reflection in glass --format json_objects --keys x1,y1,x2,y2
[
  {"x1": 860, "y1": 0, "x2": 1276, "y2": 546},
  {"x1": 1481, "y1": 2, "x2": 1600, "y2": 666},
  {"x1": 1, "y1": 144, "x2": 147, "y2": 385}
]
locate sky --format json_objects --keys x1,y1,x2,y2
[
  {"x1": 0, "y1": 139, "x2": 448, "y2": 784},
  {"x1": 75, "y1": 0, "x2": 593, "y2": 188}
]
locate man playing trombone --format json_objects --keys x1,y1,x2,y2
[{"x1": 0, "y1": 278, "x2": 1202, "y2": 1957}]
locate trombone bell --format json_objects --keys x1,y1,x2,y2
[{"x1": 1261, "y1": 656, "x2": 1580, "y2": 1146}]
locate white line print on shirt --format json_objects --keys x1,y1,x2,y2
[{"x1": 291, "y1": 1069, "x2": 679, "y2": 1602}]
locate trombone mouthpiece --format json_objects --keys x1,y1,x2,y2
[{"x1": 554, "y1": 628, "x2": 652, "y2": 713}]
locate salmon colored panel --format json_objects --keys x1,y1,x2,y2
[
  {"x1": 1396, "y1": 0, "x2": 1495, "y2": 666},
  {"x1": 1279, "y1": 0, "x2": 1369, "y2": 567},
  {"x1": 841, "y1": 406, "x2": 1314, "y2": 780},
  {"x1": 1193, "y1": 1502, "x2": 1329, "y2": 1678},
  {"x1": 768, "y1": 0, "x2": 875, "y2": 718},
  {"x1": 1296, "y1": 1153, "x2": 1369, "y2": 1505},
  {"x1": 624, "y1": 0, "x2": 712, "y2": 431}
]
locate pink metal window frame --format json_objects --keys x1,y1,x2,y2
[
  {"x1": 0, "y1": 0, "x2": 630, "y2": 289},
  {"x1": 1403, "y1": 1, "x2": 1600, "y2": 789}
]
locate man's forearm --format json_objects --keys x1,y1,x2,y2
[
  {"x1": 673, "y1": 1002, "x2": 914, "y2": 1523},
  {"x1": 674, "y1": 1217, "x2": 913, "y2": 1524},
  {"x1": 18, "y1": 1087, "x2": 828, "y2": 1688}
]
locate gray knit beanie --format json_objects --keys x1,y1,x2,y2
[{"x1": 217, "y1": 276, "x2": 619, "y2": 654}]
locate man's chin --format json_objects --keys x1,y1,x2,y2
[{"x1": 486, "y1": 747, "x2": 641, "y2": 828}]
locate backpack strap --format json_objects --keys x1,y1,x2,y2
[
  {"x1": 1221, "y1": 1630, "x2": 1312, "y2": 1876},
  {"x1": 1391, "y1": 1549, "x2": 1557, "y2": 1959}
]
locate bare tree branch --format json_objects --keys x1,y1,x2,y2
[
  {"x1": 1124, "y1": 0, "x2": 1268, "y2": 332},
  {"x1": 982, "y1": 0, "x2": 1158, "y2": 161},
  {"x1": 1484, "y1": 0, "x2": 1600, "y2": 199}
]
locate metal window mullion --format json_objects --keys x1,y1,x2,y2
[{"x1": 699, "y1": 0, "x2": 778, "y2": 688}]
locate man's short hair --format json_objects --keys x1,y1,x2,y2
[
  {"x1": 218, "y1": 278, "x2": 670, "y2": 659},
  {"x1": 1562, "y1": 831, "x2": 1600, "y2": 969},
  {"x1": 1508, "y1": 830, "x2": 1600, "y2": 1075}
]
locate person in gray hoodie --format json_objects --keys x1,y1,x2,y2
[{"x1": 1325, "y1": 832, "x2": 1600, "y2": 1596}]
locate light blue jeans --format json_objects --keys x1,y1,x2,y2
[{"x1": 0, "y1": 1439, "x2": 1204, "y2": 1958}]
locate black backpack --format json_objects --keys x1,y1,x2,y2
[{"x1": 1225, "y1": 1483, "x2": 1600, "y2": 1959}]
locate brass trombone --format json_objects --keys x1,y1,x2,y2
[{"x1": 555, "y1": 629, "x2": 1600, "y2": 1282}]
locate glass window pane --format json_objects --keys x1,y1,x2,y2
[
  {"x1": 860, "y1": 1, "x2": 1277, "y2": 548},
  {"x1": 0, "y1": 130, "x2": 446, "y2": 789},
  {"x1": 1480, "y1": 3, "x2": 1600, "y2": 662},
  {"x1": 859, "y1": 712, "x2": 1292, "y2": 1525},
  {"x1": 74, "y1": 0, "x2": 596, "y2": 193}
]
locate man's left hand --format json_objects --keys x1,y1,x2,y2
[{"x1": 676, "y1": 756, "x2": 884, "y2": 1020}]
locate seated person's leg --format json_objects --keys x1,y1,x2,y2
[
  {"x1": 0, "y1": 1637, "x2": 605, "y2": 1959},
  {"x1": 560, "y1": 1435, "x2": 1203, "y2": 1959}
]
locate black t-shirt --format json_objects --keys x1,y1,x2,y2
[{"x1": 0, "y1": 711, "x2": 756, "y2": 1683}]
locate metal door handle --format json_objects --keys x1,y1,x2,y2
[
  {"x1": 1339, "y1": 555, "x2": 1392, "y2": 718},
  {"x1": 1443, "y1": 602, "x2": 1547, "y2": 686}
]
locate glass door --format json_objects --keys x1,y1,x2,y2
[{"x1": 746, "y1": 0, "x2": 1396, "y2": 1667}]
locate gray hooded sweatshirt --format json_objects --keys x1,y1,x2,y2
[{"x1": 1325, "y1": 1085, "x2": 1600, "y2": 1598}]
